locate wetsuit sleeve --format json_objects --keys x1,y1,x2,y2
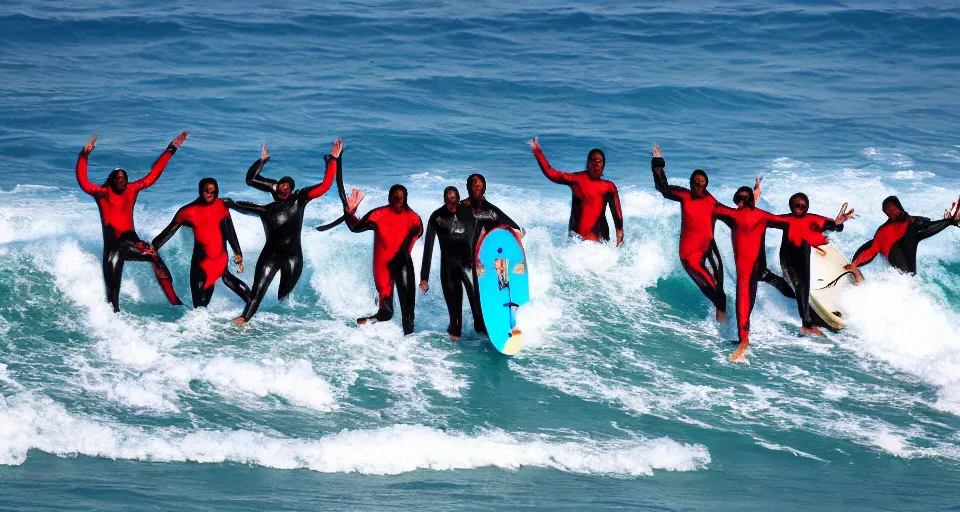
[
  {"x1": 151, "y1": 210, "x2": 185, "y2": 250},
  {"x1": 912, "y1": 216, "x2": 955, "y2": 241},
  {"x1": 489, "y1": 203, "x2": 521, "y2": 231},
  {"x1": 713, "y1": 204, "x2": 735, "y2": 229},
  {"x1": 132, "y1": 143, "x2": 178, "y2": 192},
  {"x1": 607, "y1": 183, "x2": 624, "y2": 230},
  {"x1": 420, "y1": 210, "x2": 439, "y2": 282},
  {"x1": 223, "y1": 198, "x2": 266, "y2": 217},
  {"x1": 400, "y1": 213, "x2": 424, "y2": 255},
  {"x1": 345, "y1": 208, "x2": 378, "y2": 233},
  {"x1": 245, "y1": 157, "x2": 276, "y2": 194},
  {"x1": 533, "y1": 147, "x2": 576, "y2": 185},
  {"x1": 651, "y1": 157, "x2": 684, "y2": 202},
  {"x1": 222, "y1": 213, "x2": 242, "y2": 257},
  {"x1": 851, "y1": 237, "x2": 879, "y2": 267},
  {"x1": 301, "y1": 154, "x2": 339, "y2": 201},
  {"x1": 75, "y1": 149, "x2": 106, "y2": 196},
  {"x1": 763, "y1": 210, "x2": 789, "y2": 230}
]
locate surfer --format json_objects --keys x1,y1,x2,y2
[
  {"x1": 776, "y1": 193, "x2": 855, "y2": 336},
  {"x1": 528, "y1": 137, "x2": 624, "y2": 245},
  {"x1": 844, "y1": 195, "x2": 960, "y2": 281},
  {"x1": 75, "y1": 132, "x2": 187, "y2": 312},
  {"x1": 152, "y1": 178, "x2": 250, "y2": 308},
  {"x1": 714, "y1": 186, "x2": 791, "y2": 363},
  {"x1": 420, "y1": 186, "x2": 483, "y2": 339},
  {"x1": 343, "y1": 185, "x2": 423, "y2": 335},
  {"x1": 225, "y1": 139, "x2": 342, "y2": 325}
]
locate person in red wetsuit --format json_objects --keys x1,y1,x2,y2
[
  {"x1": 777, "y1": 193, "x2": 855, "y2": 336},
  {"x1": 528, "y1": 137, "x2": 624, "y2": 246},
  {"x1": 75, "y1": 132, "x2": 187, "y2": 312},
  {"x1": 714, "y1": 186, "x2": 791, "y2": 363},
  {"x1": 152, "y1": 178, "x2": 250, "y2": 308},
  {"x1": 845, "y1": 195, "x2": 960, "y2": 281},
  {"x1": 343, "y1": 185, "x2": 423, "y2": 335}
]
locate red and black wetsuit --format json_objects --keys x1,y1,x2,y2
[
  {"x1": 225, "y1": 154, "x2": 338, "y2": 321},
  {"x1": 76, "y1": 144, "x2": 182, "y2": 312},
  {"x1": 778, "y1": 213, "x2": 842, "y2": 328},
  {"x1": 421, "y1": 203, "x2": 481, "y2": 337},
  {"x1": 651, "y1": 158, "x2": 727, "y2": 313},
  {"x1": 533, "y1": 147, "x2": 623, "y2": 242},
  {"x1": 851, "y1": 215, "x2": 955, "y2": 274},
  {"x1": 346, "y1": 205, "x2": 423, "y2": 335},
  {"x1": 152, "y1": 191, "x2": 249, "y2": 308},
  {"x1": 714, "y1": 204, "x2": 790, "y2": 343}
]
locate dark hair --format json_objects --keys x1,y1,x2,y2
[
  {"x1": 443, "y1": 186, "x2": 460, "y2": 200},
  {"x1": 198, "y1": 177, "x2": 219, "y2": 197},
  {"x1": 882, "y1": 195, "x2": 903, "y2": 211},
  {"x1": 389, "y1": 184, "x2": 409, "y2": 209},
  {"x1": 733, "y1": 186, "x2": 754, "y2": 206},
  {"x1": 788, "y1": 192, "x2": 809, "y2": 207},
  {"x1": 690, "y1": 169, "x2": 708, "y2": 188},
  {"x1": 467, "y1": 173, "x2": 486, "y2": 195},
  {"x1": 278, "y1": 176, "x2": 296, "y2": 190},
  {"x1": 586, "y1": 148, "x2": 605, "y2": 168},
  {"x1": 104, "y1": 168, "x2": 127, "y2": 189}
]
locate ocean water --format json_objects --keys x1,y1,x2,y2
[{"x1": 2, "y1": 1, "x2": 960, "y2": 510}]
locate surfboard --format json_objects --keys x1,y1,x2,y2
[
  {"x1": 475, "y1": 227, "x2": 529, "y2": 355},
  {"x1": 806, "y1": 242, "x2": 856, "y2": 330}
]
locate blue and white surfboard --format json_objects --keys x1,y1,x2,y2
[{"x1": 475, "y1": 227, "x2": 529, "y2": 355}]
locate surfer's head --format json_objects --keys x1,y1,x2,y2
[
  {"x1": 467, "y1": 173, "x2": 486, "y2": 201},
  {"x1": 276, "y1": 176, "x2": 295, "y2": 201},
  {"x1": 586, "y1": 148, "x2": 605, "y2": 179},
  {"x1": 198, "y1": 177, "x2": 219, "y2": 204},
  {"x1": 733, "y1": 186, "x2": 754, "y2": 208},
  {"x1": 788, "y1": 192, "x2": 809, "y2": 217},
  {"x1": 690, "y1": 169, "x2": 709, "y2": 197},
  {"x1": 443, "y1": 186, "x2": 460, "y2": 211},
  {"x1": 105, "y1": 168, "x2": 128, "y2": 194},
  {"x1": 389, "y1": 184, "x2": 409, "y2": 213},
  {"x1": 882, "y1": 195, "x2": 906, "y2": 220}
]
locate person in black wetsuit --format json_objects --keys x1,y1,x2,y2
[
  {"x1": 419, "y1": 186, "x2": 483, "y2": 339},
  {"x1": 776, "y1": 193, "x2": 855, "y2": 336},
  {"x1": 152, "y1": 178, "x2": 250, "y2": 308},
  {"x1": 225, "y1": 139, "x2": 342, "y2": 325},
  {"x1": 343, "y1": 185, "x2": 423, "y2": 335},
  {"x1": 845, "y1": 195, "x2": 960, "y2": 281}
]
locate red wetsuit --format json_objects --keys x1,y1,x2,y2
[
  {"x1": 533, "y1": 147, "x2": 623, "y2": 241},
  {"x1": 651, "y1": 158, "x2": 726, "y2": 313},
  {"x1": 152, "y1": 196, "x2": 250, "y2": 308},
  {"x1": 346, "y1": 205, "x2": 423, "y2": 334},
  {"x1": 714, "y1": 204, "x2": 788, "y2": 343},
  {"x1": 76, "y1": 145, "x2": 182, "y2": 312},
  {"x1": 851, "y1": 215, "x2": 955, "y2": 274},
  {"x1": 777, "y1": 213, "x2": 841, "y2": 328}
]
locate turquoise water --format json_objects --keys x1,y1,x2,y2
[{"x1": 2, "y1": 1, "x2": 960, "y2": 510}]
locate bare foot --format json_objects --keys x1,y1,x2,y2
[
  {"x1": 716, "y1": 310, "x2": 727, "y2": 323},
  {"x1": 449, "y1": 334, "x2": 461, "y2": 341},
  {"x1": 800, "y1": 326, "x2": 825, "y2": 337},
  {"x1": 356, "y1": 317, "x2": 367, "y2": 326},
  {"x1": 729, "y1": 342, "x2": 750, "y2": 364},
  {"x1": 232, "y1": 317, "x2": 245, "y2": 326}
]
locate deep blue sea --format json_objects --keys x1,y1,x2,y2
[{"x1": 2, "y1": 1, "x2": 960, "y2": 510}]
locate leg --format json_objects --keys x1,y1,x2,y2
[
  {"x1": 276, "y1": 251, "x2": 303, "y2": 301},
  {"x1": 189, "y1": 256, "x2": 213, "y2": 308},
  {"x1": 440, "y1": 259, "x2": 464, "y2": 338},
  {"x1": 731, "y1": 257, "x2": 762, "y2": 363},
  {"x1": 359, "y1": 261, "x2": 395, "y2": 326},
  {"x1": 102, "y1": 245, "x2": 124, "y2": 313},
  {"x1": 469, "y1": 268, "x2": 487, "y2": 334},
  {"x1": 392, "y1": 254, "x2": 417, "y2": 335},
  {"x1": 681, "y1": 242, "x2": 728, "y2": 321},
  {"x1": 120, "y1": 236, "x2": 182, "y2": 306},
  {"x1": 238, "y1": 252, "x2": 281, "y2": 323}
]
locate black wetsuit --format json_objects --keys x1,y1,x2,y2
[
  {"x1": 421, "y1": 204, "x2": 483, "y2": 337},
  {"x1": 461, "y1": 197, "x2": 521, "y2": 335},
  {"x1": 851, "y1": 215, "x2": 956, "y2": 274},
  {"x1": 778, "y1": 214, "x2": 842, "y2": 329},
  {"x1": 225, "y1": 154, "x2": 338, "y2": 321}
]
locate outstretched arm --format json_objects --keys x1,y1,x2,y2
[
  {"x1": 133, "y1": 131, "x2": 188, "y2": 191},
  {"x1": 528, "y1": 137, "x2": 575, "y2": 185},
  {"x1": 489, "y1": 202, "x2": 521, "y2": 232},
  {"x1": 223, "y1": 198, "x2": 267, "y2": 217},
  {"x1": 246, "y1": 142, "x2": 276, "y2": 193},
  {"x1": 343, "y1": 189, "x2": 376, "y2": 233},
  {"x1": 151, "y1": 215, "x2": 183, "y2": 251},
  {"x1": 301, "y1": 139, "x2": 343, "y2": 201},
  {"x1": 713, "y1": 203, "x2": 736, "y2": 229},
  {"x1": 76, "y1": 135, "x2": 106, "y2": 196},
  {"x1": 651, "y1": 142, "x2": 684, "y2": 202},
  {"x1": 913, "y1": 216, "x2": 956, "y2": 242}
]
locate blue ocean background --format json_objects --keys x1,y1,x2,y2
[{"x1": 2, "y1": 1, "x2": 960, "y2": 510}]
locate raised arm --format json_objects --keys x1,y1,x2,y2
[
  {"x1": 528, "y1": 137, "x2": 575, "y2": 185},
  {"x1": 76, "y1": 135, "x2": 106, "y2": 196},
  {"x1": 343, "y1": 189, "x2": 376, "y2": 233},
  {"x1": 223, "y1": 198, "x2": 267, "y2": 217},
  {"x1": 132, "y1": 131, "x2": 188, "y2": 191},
  {"x1": 301, "y1": 139, "x2": 343, "y2": 201},
  {"x1": 246, "y1": 142, "x2": 277, "y2": 194},
  {"x1": 651, "y1": 142, "x2": 684, "y2": 202},
  {"x1": 419, "y1": 210, "x2": 440, "y2": 286}
]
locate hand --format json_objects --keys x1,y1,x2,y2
[
  {"x1": 843, "y1": 264, "x2": 864, "y2": 284},
  {"x1": 835, "y1": 202, "x2": 855, "y2": 224},
  {"x1": 261, "y1": 142, "x2": 269, "y2": 162},
  {"x1": 527, "y1": 136, "x2": 540, "y2": 152},
  {"x1": 616, "y1": 228, "x2": 624, "y2": 247},
  {"x1": 171, "y1": 131, "x2": 189, "y2": 148},
  {"x1": 753, "y1": 176, "x2": 763, "y2": 202},
  {"x1": 652, "y1": 141, "x2": 662, "y2": 158},
  {"x1": 419, "y1": 280, "x2": 429, "y2": 293},
  {"x1": 345, "y1": 188, "x2": 365, "y2": 214},
  {"x1": 83, "y1": 134, "x2": 97, "y2": 154},
  {"x1": 331, "y1": 138, "x2": 343, "y2": 159},
  {"x1": 234, "y1": 254, "x2": 244, "y2": 274}
]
